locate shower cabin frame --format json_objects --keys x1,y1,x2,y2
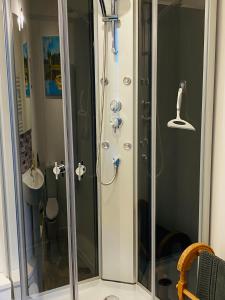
[
  {"x1": 0, "y1": 0, "x2": 217, "y2": 299},
  {"x1": 140, "y1": 1, "x2": 217, "y2": 298},
  {"x1": 94, "y1": 0, "x2": 217, "y2": 297},
  {"x1": 138, "y1": 0, "x2": 217, "y2": 298},
  {"x1": 93, "y1": 0, "x2": 218, "y2": 296}
]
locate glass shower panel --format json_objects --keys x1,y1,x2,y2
[
  {"x1": 12, "y1": 0, "x2": 70, "y2": 295},
  {"x1": 156, "y1": 1, "x2": 205, "y2": 299},
  {"x1": 138, "y1": 0, "x2": 152, "y2": 291},
  {"x1": 67, "y1": 0, "x2": 99, "y2": 281}
]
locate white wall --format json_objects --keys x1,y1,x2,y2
[
  {"x1": 210, "y1": 0, "x2": 225, "y2": 260},
  {"x1": 29, "y1": 16, "x2": 64, "y2": 167}
]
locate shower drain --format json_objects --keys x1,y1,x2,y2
[{"x1": 104, "y1": 296, "x2": 120, "y2": 300}]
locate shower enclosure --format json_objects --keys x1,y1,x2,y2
[{"x1": 1, "y1": 0, "x2": 217, "y2": 299}]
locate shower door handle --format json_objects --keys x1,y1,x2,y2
[
  {"x1": 75, "y1": 162, "x2": 86, "y2": 181},
  {"x1": 53, "y1": 162, "x2": 65, "y2": 180}
]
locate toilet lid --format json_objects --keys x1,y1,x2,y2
[{"x1": 46, "y1": 197, "x2": 59, "y2": 220}]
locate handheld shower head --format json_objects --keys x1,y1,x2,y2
[
  {"x1": 98, "y1": 0, "x2": 119, "y2": 55},
  {"x1": 167, "y1": 118, "x2": 195, "y2": 131},
  {"x1": 167, "y1": 82, "x2": 196, "y2": 131}
]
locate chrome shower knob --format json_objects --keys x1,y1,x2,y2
[
  {"x1": 111, "y1": 116, "x2": 122, "y2": 133},
  {"x1": 110, "y1": 100, "x2": 122, "y2": 113}
]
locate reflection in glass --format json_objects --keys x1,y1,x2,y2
[
  {"x1": 12, "y1": 0, "x2": 69, "y2": 295},
  {"x1": 12, "y1": 0, "x2": 98, "y2": 295}
]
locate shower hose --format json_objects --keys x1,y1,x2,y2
[{"x1": 96, "y1": 21, "x2": 119, "y2": 186}]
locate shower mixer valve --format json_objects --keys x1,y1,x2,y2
[
  {"x1": 111, "y1": 116, "x2": 122, "y2": 133},
  {"x1": 110, "y1": 100, "x2": 122, "y2": 113},
  {"x1": 110, "y1": 100, "x2": 122, "y2": 132}
]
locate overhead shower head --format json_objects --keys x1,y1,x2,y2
[{"x1": 99, "y1": 0, "x2": 107, "y2": 17}]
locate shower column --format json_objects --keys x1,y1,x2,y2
[{"x1": 95, "y1": 0, "x2": 137, "y2": 283}]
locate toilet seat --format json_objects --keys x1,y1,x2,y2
[{"x1": 46, "y1": 197, "x2": 59, "y2": 220}]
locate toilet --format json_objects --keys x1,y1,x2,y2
[
  {"x1": 46, "y1": 197, "x2": 59, "y2": 262},
  {"x1": 46, "y1": 197, "x2": 59, "y2": 221}
]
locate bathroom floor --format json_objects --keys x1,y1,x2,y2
[
  {"x1": 78, "y1": 280, "x2": 152, "y2": 300},
  {"x1": 34, "y1": 280, "x2": 153, "y2": 300}
]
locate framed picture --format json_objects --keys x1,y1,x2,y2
[
  {"x1": 22, "y1": 42, "x2": 31, "y2": 98},
  {"x1": 42, "y1": 36, "x2": 62, "y2": 97}
]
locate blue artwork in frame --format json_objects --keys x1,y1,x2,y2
[
  {"x1": 22, "y1": 43, "x2": 31, "y2": 98},
  {"x1": 42, "y1": 36, "x2": 62, "y2": 97}
]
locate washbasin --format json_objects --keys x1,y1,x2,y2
[{"x1": 22, "y1": 168, "x2": 44, "y2": 190}]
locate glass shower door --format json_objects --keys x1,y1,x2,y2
[
  {"x1": 66, "y1": 0, "x2": 99, "y2": 281},
  {"x1": 155, "y1": 1, "x2": 206, "y2": 299},
  {"x1": 137, "y1": 0, "x2": 213, "y2": 299},
  {"x1": 7, "y1": 0, "x2": 78, "y2": 298},
  {"x1": 138, "y1": 0, "x2": 152, "y2": 292},
  {"x1": 63, "y1": 0, "x2": 99, "y2": 283}
]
